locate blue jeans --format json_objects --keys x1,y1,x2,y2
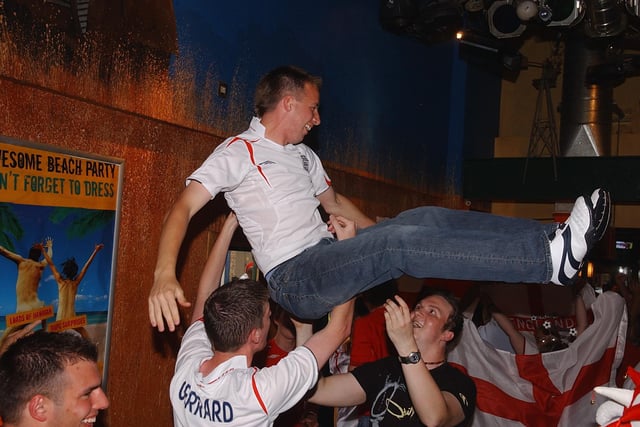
[{"x1": 267, "y1": 206, "x2": 557, "y2": 319}]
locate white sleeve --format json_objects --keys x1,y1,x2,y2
[
  {"x1": 175, "y1": 321, "x2": 213, "y2": 372},
  {"x1": 251, "y1": 346, "x2": 319, "y2": 416},
  {"x1": 187, "y1": 139, "x2": 251, "y2": 197}
]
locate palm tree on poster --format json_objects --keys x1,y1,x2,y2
[
  {"x1": 49, "y1": 207, "x2": 115, "y2": 239},
  {"x1": 0, "y1": 203, "x2": 23, "y2": 250}
]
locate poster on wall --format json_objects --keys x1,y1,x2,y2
[{"x1": 0, "y1": 135, "x2": 122, "y2": 380}]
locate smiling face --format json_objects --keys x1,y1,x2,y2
[
  {"x1": 286, "y1": 82, "x2": 321, "y2": 144},
  {"x1": 46, "y1": 360, "x2": 109, "y2": 427},
  {"x1": 411, "y1": 295, "x2": 455, "y2": 348}
]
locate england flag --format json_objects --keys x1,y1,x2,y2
[{"x1": 448, "y1": 290, "x2": 627, "y2": 426}]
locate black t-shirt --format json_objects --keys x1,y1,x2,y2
[{"x1": 352, "y1": 356, "x2": 476, "y2": 426}]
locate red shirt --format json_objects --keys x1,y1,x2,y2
[
  {"x1": 265, "y1": 339, "x2": 289, "y2": 367},
  {"x1": 350, "y1": 306, "x2": 391, "y2": 368}
]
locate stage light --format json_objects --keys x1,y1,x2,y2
[
  {"x1": 545, "y1": 0, "x2": 586, "y2": 26},
  {"x1": 587, "y1": 261, "x2": 594, "y2": 279},
  {"x1": 488, "y1": 0, "x2": 527, "y2": 38},
  {"x1": 538, "y1": 3, "x2": 554, "y2": 22},
  {"x1": 516, "y1": 0, "x2": 540, "y2": 20}
]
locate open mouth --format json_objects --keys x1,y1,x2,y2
[{"x1": 82, "y1": 416, "x2": 97, "y2": 424}]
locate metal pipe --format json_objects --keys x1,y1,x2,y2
[{"x1": 559, "y1": 35, "x2": 613, "y2": 156}]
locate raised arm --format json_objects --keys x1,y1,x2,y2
[
  {"x1": 0, "y1": 244, "x2": 22, "y2": 264},
  {"x1": 190, "y1": 212, "x2": 238, "y2": 324},
  {"x1": 36, "y1": 241, "x2": 62, "y2": 282},
  {"x1": 74, "y1": 244, "x2": 104, "y2": 284},
  {"x1": 149, "y1": 182, "x2": 212, "y2": 332},
  {"x1": 316, "y1": 187, "x2": 375, "y2": 229},
  {"x1": 305, "y1": 297, "x2": 366, "y2": 408},
  {"x1": 42, "y1": 238, "x2": 53, "y2": 267},
  {"x1": 304, "y1": 299, "x2": 354, "y2": 366},
  {"x1": 308, "y1": 362, "x2": 367, "y2": 408},
  {"x1": 491, "y1": 311, "x2": 526, "y2": 355},
  {"x1": 472, "y1": 293, "x2": 526, "y2": 355},
  {"x1": 385, "y1": 296, "x2": 466, "y2": 427},
  {"x1": 303, "y1": 299, "x2": 357, "y2": 399}
]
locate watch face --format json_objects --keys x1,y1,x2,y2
[{"x1": 400, "y1": 352, "x2": 421, "y2": 364}]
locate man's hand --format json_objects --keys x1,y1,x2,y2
[
  {"x1": 149, "y1": 182, "x2": 212, "y2": 332},
  {"x1": 148, "y1": 273, "x2": 191, "y2": 332},
  {"x1": 384, "y1": 295, "x2": 418, "y2": 356},
  {"x1": 327, "y1": 214, "x2": 356, "y2": 240}
]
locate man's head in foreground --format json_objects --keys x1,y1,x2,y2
[{"x1": 0, "y1": 330, "x2": 109, "y2": 427}]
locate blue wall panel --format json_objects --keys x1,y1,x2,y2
[{"x1": 172, "y1": 0, "x2": 500, "y2": 196}]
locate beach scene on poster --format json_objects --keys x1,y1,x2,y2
[{"x1": 0, "y1": 137, "x2": 121, "y2": 374}]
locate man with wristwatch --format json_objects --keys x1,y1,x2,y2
[{"x1": 309, "y1": 287, "x2": 476, "y2": 427}]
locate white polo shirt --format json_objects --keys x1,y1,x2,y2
[
  {"x1": 188, "y1": 117, "x2": 333, "y2": 273},
  {"x1": 171, "y1": 321, "x2": 319, "y2": 427}
]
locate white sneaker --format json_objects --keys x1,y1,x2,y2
[{"x1": 550, "y1": 188, "x2": 611, "y2": 285}]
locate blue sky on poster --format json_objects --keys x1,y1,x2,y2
[{"x1": 0, "y1": 203, "x2": 114, "y2": 317}]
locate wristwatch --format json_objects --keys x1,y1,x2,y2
[{"x1": 398, "y1": 351, "x2": 421, "y2": 364}]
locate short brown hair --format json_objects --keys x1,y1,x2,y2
[
  {"x1": 0, "y1": 331, "x2": 98, "y2": 424},
  {"x1": 254, "y1": 65, "x2": 322, "y2": 117},
  {"x1": 203, "y1": 279, "x2": 270, "y2": 352}
]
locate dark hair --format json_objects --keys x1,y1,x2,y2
[
  {"x1": 254, "y1": 65, "x2": 322, "y2": 117},
  {"x1": 271, "y1": 301, "x2": 295, "y2": 335},
  {"x1": 0, "y1": 330, "x2": 98, "y2": 423},
  {"x1": 203, "y1": 279, "x2": 270, "y2": 352},
  {"x1": 61, "y1": 257, "x2": 79, "y2": 280},
  {"x1": 28, "y1": 245, "x2": 41, "y2": 261},
  {"x1": 414, "y1": 286, "x2": 463, "y2": 353}
]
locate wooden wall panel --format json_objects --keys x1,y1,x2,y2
[{"x1": 0, "y1": 76, "x2": 224, "y2": 426}]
